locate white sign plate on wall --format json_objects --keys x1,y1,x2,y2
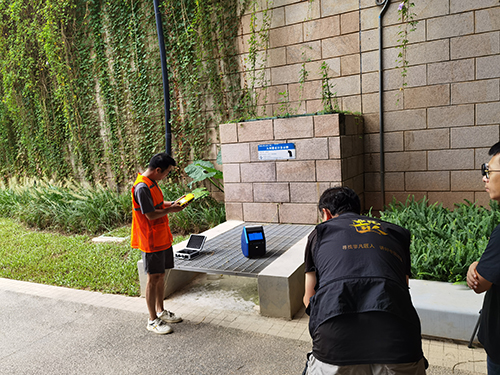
[{"x1": 258, "y1": 143, "x2": 296, "y2": 160}]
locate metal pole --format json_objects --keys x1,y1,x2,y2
[
  {"x1": 153, "y1": 0, "x2": 172, "y2": 155},
  {"x1": 468, "y1": 310, "x2": 482, "y2": 348},
  {"x1": 376, "y1": 0, "x2": 390, "y2": 207}
]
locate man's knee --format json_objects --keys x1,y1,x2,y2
[{"x1": 147, "y1": 272, "x2": 165, "y2": 285}]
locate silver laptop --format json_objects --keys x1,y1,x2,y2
[{"x1": 175, "y1": 234, "x2": 206, "y2": 260}]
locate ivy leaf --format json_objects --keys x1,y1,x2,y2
[
  {"x1": 216, "y1": 149, "x2": 222, "y2": 165},
  {"x1": 191, "y1": 187, "x2": 210, "y2": 199},
  {"x1": 185, "y1": 160, "x2": 223, "y2": 188}
]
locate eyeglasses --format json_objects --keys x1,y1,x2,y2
[{"x1": 481, "y1": 163, "x2": 500, "y2": 179}]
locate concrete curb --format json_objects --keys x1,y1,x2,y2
[{"x1": 409, "y1": 279, "x2": 484, "y2": 342}]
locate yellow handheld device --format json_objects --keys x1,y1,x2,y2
[{"x1": 177, "y1": 193, "x2": 195, "y2": 206}]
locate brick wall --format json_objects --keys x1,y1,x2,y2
[
  {"x1": 220, "y1": 0, "x2": 500, "y2": 210},
  {"x1": 220, "y1": 114, "x2": 363, "y2": 224}
]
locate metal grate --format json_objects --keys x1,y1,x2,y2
[{"x1": 174, "y1": 223, "x2": 314, "y2": 277}]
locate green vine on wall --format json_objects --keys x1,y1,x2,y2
[
  {"x1": 161, "y1": 0, "x2": 245, "y2": 172},
  {"x1": 0, "y1": 0, "x2": 241, "y2": 186},
  {"x1": 396, "y1": 1, "x2": 418, "y2": 91}
]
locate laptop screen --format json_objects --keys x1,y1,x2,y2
[{"x1": 186, "y1": 234, "x2": 206, "y2": 249}]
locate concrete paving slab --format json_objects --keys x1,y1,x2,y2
[{"x1": 0, "y1": 277, "x2": 487, "y2": 375}]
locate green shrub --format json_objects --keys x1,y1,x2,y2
[
  {"x1": 0, "y1": 179, "x2": 130, "y2": 234},
  {"x1": 0, "y1": 178, "x2": 225, "y2": 236},
  {"x1": 159, "y1": 182, "x2": 226, "y2": 235},
  {"x1": 377, "y1": 196, "x2": 500, "y2": 283}
]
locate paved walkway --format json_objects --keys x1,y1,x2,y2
[{"x1": 0, "y1": 277, "x2": 488, "y2": 374}]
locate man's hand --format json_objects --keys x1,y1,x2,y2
[
  {"x1": 467, "y1": 261, "x2": 492, "y2": 294},
  {"x1": 144, "y1": 200, "x2": 188, "y2": 220},
  {"x1": 167, "y1": 199, "x2": 186, "y2": 213},
  {"x1": 467, "y1": 261, "x2": 479, "y2": 290}
]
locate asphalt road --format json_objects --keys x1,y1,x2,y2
[
  {"x1": 0, "y1": 290, "x2": 310, "y2": 375},
  {"x1": 0, "y1": 288, "x2": 480, "y2": 375}
]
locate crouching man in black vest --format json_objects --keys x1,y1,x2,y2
[{"x1": 303, "y1": 187, "x2": 427, "y2": 375}]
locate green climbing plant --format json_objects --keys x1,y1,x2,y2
[
  {"x1": 320, "y1": 61, "x2": 339, "y2": 114},
  {"x1": 0, "y1": 0, "x2": 245, "y2": 186},
  {"x1": 396, "y1": 0, "x2": 418, "y2": 90}
]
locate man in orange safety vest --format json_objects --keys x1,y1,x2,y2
[{"x1": 131, "y1": 152, "x2": 188, "y2": 334}]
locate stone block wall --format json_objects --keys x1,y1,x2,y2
[
  {"x1": 219, "y1": 0, "x2": 500, "y2": 210},
  {"x1": 220, "y1": 113, "x2": 363, "y2": 224}
]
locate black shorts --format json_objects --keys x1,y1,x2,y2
[{"x1": 142, "y1": 247, "x2": 174, "y2": 274}]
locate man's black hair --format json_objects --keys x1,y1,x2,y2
[
  {"x1": 318, "y1": 186, "x2": 361, "y2": 216},
  {"x1": 148, "y1": 153, "x2": 176, "y2": 172},
  {"x1": 489, "y1": 142, "x2": 500, "y2": 157}
]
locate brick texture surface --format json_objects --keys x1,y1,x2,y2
[
  {"x1": 316, "y1": 160, "x2": 342, "y2": 182},
  {"x1": 304, "y1": 16, "x2": 340, "y2": 42},
  {"x1": 225, "y1": 203, "x2": 243, "y2": 221},
  {"x1": 219, "y1": 123, "x2": 238, "y2": 144},
  {"x1": 451, "y1": 80, "x2": 500, "y2": 104},
  {"x1": 451, "y1": 171, "x2": 485, "y2": 191},
  {"x1": 477, "y1": 55, "x2": 500, "y2": 79},
  {"x1": 451, "y1": 32, "x2": 500, "y2": 60},
  {"x1": 314, "y1": 114, "x2": 341, "y2": 137},
  {"x1": 477, "y1": 102, "x2": 500, "y2": 125},
  {"x1": 243, "y1": 203, "x2": 280, "y2": 223},
  {"x1": 405, "y1": 172, "x2": 450, "y2": 191},
  {"x1": 451, "y1": 126, "x2": 500, "y2": 149},
  {"x1": 428, "y1": 149, "x2": 475, "y2": 170},
  {"x1": 274, "y1": 116, "x2": 314, "y2": 139},
  {"x1": 237, "y1": 120, "x2": 274, "y2": 142},
  {"x1": 405, "y1": 129, "x2": 450, "y2": 151},
  {"x1": 294, "y1": 138, "x2": 329, "y2": 160},
  {"x1": 427, "y1": 192, "x2": 475, "y2": 210},
  {"x1": 427, "y1": 12, "x2": 474, "y2": 40},
  {"x1": 224, "y1": 183, "x2": 253, "y2": 202},
  {"x1": 253, "y1": 183, "x2": 290, "y2": 202},
  {"x1": 216, "y1": 2, "x2": 500, "y2": 212},
  {"x1": 240, "y1": 162, "x2": 277, "y2": 182},
  {"x1": 476, "y1": 7, "x2": 500, "y2": 33},
  {"x1": 276, "y1": 160, "x2": 316, "y2": 182},
  {"x1": 290, "y1": 182, "x2": 330, "y2": 203},
  {"x1": 428, "y1": 105, "x2": 475, "y2": 129},
  {"x1": 279, "y1": 203, "x2": 319, "y2": 224}
]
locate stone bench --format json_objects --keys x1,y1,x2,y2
[{"x1": 137, "y1": 220, "x2": 313, "y2": 319}]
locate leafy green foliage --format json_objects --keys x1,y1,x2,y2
[
  {"x1": 0, "y1": 178, "x2": 225, "y2": 236},
  {"x1": 376, "y1": 196, "x2": 500, "y2": 283},
  {"x1": 159, "y1": 181, "x2": 226, "y2": 234},
  {"x1": 0, "y1": 0, "x2": 245, "y2": 184},
  {"x1": 184, "y1": 151, "x2": 224, "y2": 191},
  {"x1": 396, "y1": 1, "x2": 418, "y2": 91},
  {"x1": 185, "y1": 160, "x2": 223, "y2": 191},
  {"x1": 0, "y1": 178, "x2": 131, "y2": 234},
  {"x1": 162, "y1": 0, "x2": 245, "y2": 170},
  {"x1": 319, "y1": 61, "x2": 339, "y2": 114},
  {"x1": 0, "y1": 0, "x2": 166, "y2": 183}
]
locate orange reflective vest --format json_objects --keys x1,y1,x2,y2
[{"x1": 131, "y1": 173, "x2": 173, "y2": 253}]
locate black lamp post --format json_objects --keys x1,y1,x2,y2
[{"x1": 152, "y1": 0, "x2": 171, "y2": 155}]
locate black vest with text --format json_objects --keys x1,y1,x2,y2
[{"x1": 308, "y1": 212, "x2": 421, "y2": 336}]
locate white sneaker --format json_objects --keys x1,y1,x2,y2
[
  {"x1": 157, "y1": 310, "x2": 183, "y2": 323},
  {"x1": 147, "y1": 318, "x2": 173, "y2": 334}
]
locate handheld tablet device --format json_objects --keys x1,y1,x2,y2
[{"x1": 177, "y1": 193, "x2": 195, "y2": 206}]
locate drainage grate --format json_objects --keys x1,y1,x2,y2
[{"x1": 174, "y1": 223, "x2": 314, "y2": 277}]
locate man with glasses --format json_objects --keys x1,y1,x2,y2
[
  {"x1": 131, "y1": 152, "x2": 187, "y2": 334},
  {"x1": 467, "y1": 142, "x2": 500, "y2": 374}
]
